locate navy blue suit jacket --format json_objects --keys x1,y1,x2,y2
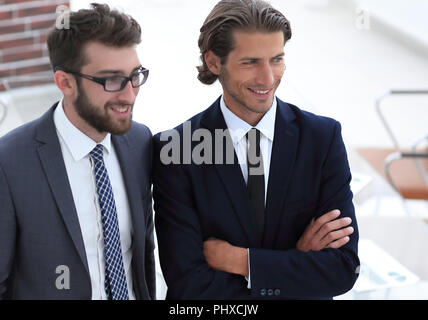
[
  {"x1": 153, "y1": 97, "x2": 359, "y2": 299},
  {"x1": 0, "y1": 103, "x2": 155, "y2": 299}
]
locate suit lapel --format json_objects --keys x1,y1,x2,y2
[
  {"x1": 263, "y1": 100, "x2": 299, "y2": 247},
  {"x1": 112, "y1": 133, "x2": 147, "y2": 300},
  {"x1": 201, "y1": 99, "x2": 260, "y2": 248},
  {"x1": 35, "y1": 104, "x2": 89, "y2": 275},
  {"x1": 112, "y1": 134, "x2": 146, "y2": 242}
]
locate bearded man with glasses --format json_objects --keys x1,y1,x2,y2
[{"x1": 0, "y1": 3, "x2": 155, "y2": 300}]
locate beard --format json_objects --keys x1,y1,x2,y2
[{"x1": 74, "y1": 83, "x2": 133, "y2": 135}]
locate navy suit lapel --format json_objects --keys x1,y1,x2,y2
[
  {"x1": 200, "y1": 99, "x2": 260, "y2": 248},
  {"x1": 35, "y1": 104, "x2": 90, "y2": 275},
  {"x1": 263, "y1": 99, "x2": 299, "y2": 247}
]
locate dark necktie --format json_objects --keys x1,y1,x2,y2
[
  {"x1": 90, "y1": 144, "x2": 129, "y2": 300},
  {"x1": 246, "y1": 128, "x2": 265, "y2": 238}
]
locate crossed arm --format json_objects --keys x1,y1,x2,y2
[
  {"x1": 203, "y1": 209, "x2": 355, "y2": 278},
  {"x1": 203, "y1": 122, "x2": 359, "y2": 296}
]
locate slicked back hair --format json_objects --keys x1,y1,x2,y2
[{"x1": 197, "y1": 0, "x2": 292, "y2": 85}]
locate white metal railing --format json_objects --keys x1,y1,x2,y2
[{"x1": 375, "y1": 89, "x2": 428, "y2": 194}]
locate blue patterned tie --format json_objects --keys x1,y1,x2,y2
[{"x1": 90, "y1": 144, "x2": 129, "y2": 300}]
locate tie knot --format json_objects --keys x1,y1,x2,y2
[
  {"x1": 247, "y1": 127, "x2": 260, "y2": 136},
  {"x1": 246, "y1": 128, "x2": 261, "y2": 151},
  {"x1": 90, "y1": 144, "x2": 104, "y2": 161}
]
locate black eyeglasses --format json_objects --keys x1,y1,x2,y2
[{"x1": 55, "y1": 66, "x2": 149, "y2": 92}]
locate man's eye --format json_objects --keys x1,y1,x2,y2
[
  {"x1": 131, "y1": 73, "x2": 141, "y2": 82},
  {"x1": 242, "y1": 60, "x2": 256, "y2": 65},
  {"x1": 107, "y1": 77, "x2": 124, "y2": 85},
  {"x1": 273, "y1": 57, "x2": 283, "y2": 63}
]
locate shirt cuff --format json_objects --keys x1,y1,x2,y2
[{"x1": 245, "y1": 248, "x2": 251, "y2": 289}]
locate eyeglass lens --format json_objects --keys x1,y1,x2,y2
[{"x1": 105, "y1": 70, "x2": 147, "y2": 91}]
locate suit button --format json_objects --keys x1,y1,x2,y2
[
  {"x1": 274, "y1": 289, "x2": 281, "y2": 296},
  {"x1": 260, "y1": 289, "x2": 266, "y2": 296},
  {"x1": 267, "y1": 289, "x2": 273, "y2": 296}
]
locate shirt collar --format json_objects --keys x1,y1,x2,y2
[
  {"x1": 220, "y1": 95, "x2": 276, "y2": 145},
  {"x1": 53, "y1": 97, "x2": 112, "y2": 162}
]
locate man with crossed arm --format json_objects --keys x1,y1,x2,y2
[{"x1": 153, "y1": 0, "x2": 359, "y2": 299}]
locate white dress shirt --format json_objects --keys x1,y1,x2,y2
[
  {"x1": 53, "y1": 99, "x2": 135, "y2": 300},
  {"x1": 220, "y1": 95, "x2": 277, "y2": 202},
  {"x1": 219, "y1": 95, "x2": 277, "y2": 288}
]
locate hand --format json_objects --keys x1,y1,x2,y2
[
  {"x1": 203, "y1": 238, "x2": 249, "y2": 277},
  {"x1": 296, "y1": 209, "x2": 354, "y2": 252}
]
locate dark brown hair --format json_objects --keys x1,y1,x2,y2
[
  {"x1": 47, "y1": 3, "x2": 141, "y2": 72},
  {"x1": 197, "y1": 0, "x2": 292, "y2": 85}
]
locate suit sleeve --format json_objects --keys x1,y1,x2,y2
[
  {"x1": 249, "y1": 121, "x2": 360, "y2": 299},
  {"x1": 0, "y1": 162, "x2": 16, "y2": 299},
  {"x1": 153, "y1": 135, "x2": 250, "y2": 299}
]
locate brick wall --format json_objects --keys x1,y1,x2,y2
[{"x1": 0, "y1": 0, "x2": 69, "y2": 91}]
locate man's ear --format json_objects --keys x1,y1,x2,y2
[
  {"x1": 204, "y1": 50, "x2": 221, "y2": 76},
  {"x1": 54, "y1": 70, "x2": 77, "y2": 96}
]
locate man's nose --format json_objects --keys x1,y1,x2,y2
[
  {"x1": 117, "y1": 79, "x2": 138, "y2": 101},
  {"x1": 256, "y1": 62, "x2": 275, "y2": 87}
]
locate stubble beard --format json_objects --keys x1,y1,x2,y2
[
  {"x1": 74, "y1": 84, "x2": 133, "y2": 136},
  {"x1": 218, "y1": 66, "x2": 277, "y2": 116}
]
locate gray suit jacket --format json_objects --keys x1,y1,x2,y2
[{"x1": 0, "y1": 102, "x2": 155, "y2": 300}]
